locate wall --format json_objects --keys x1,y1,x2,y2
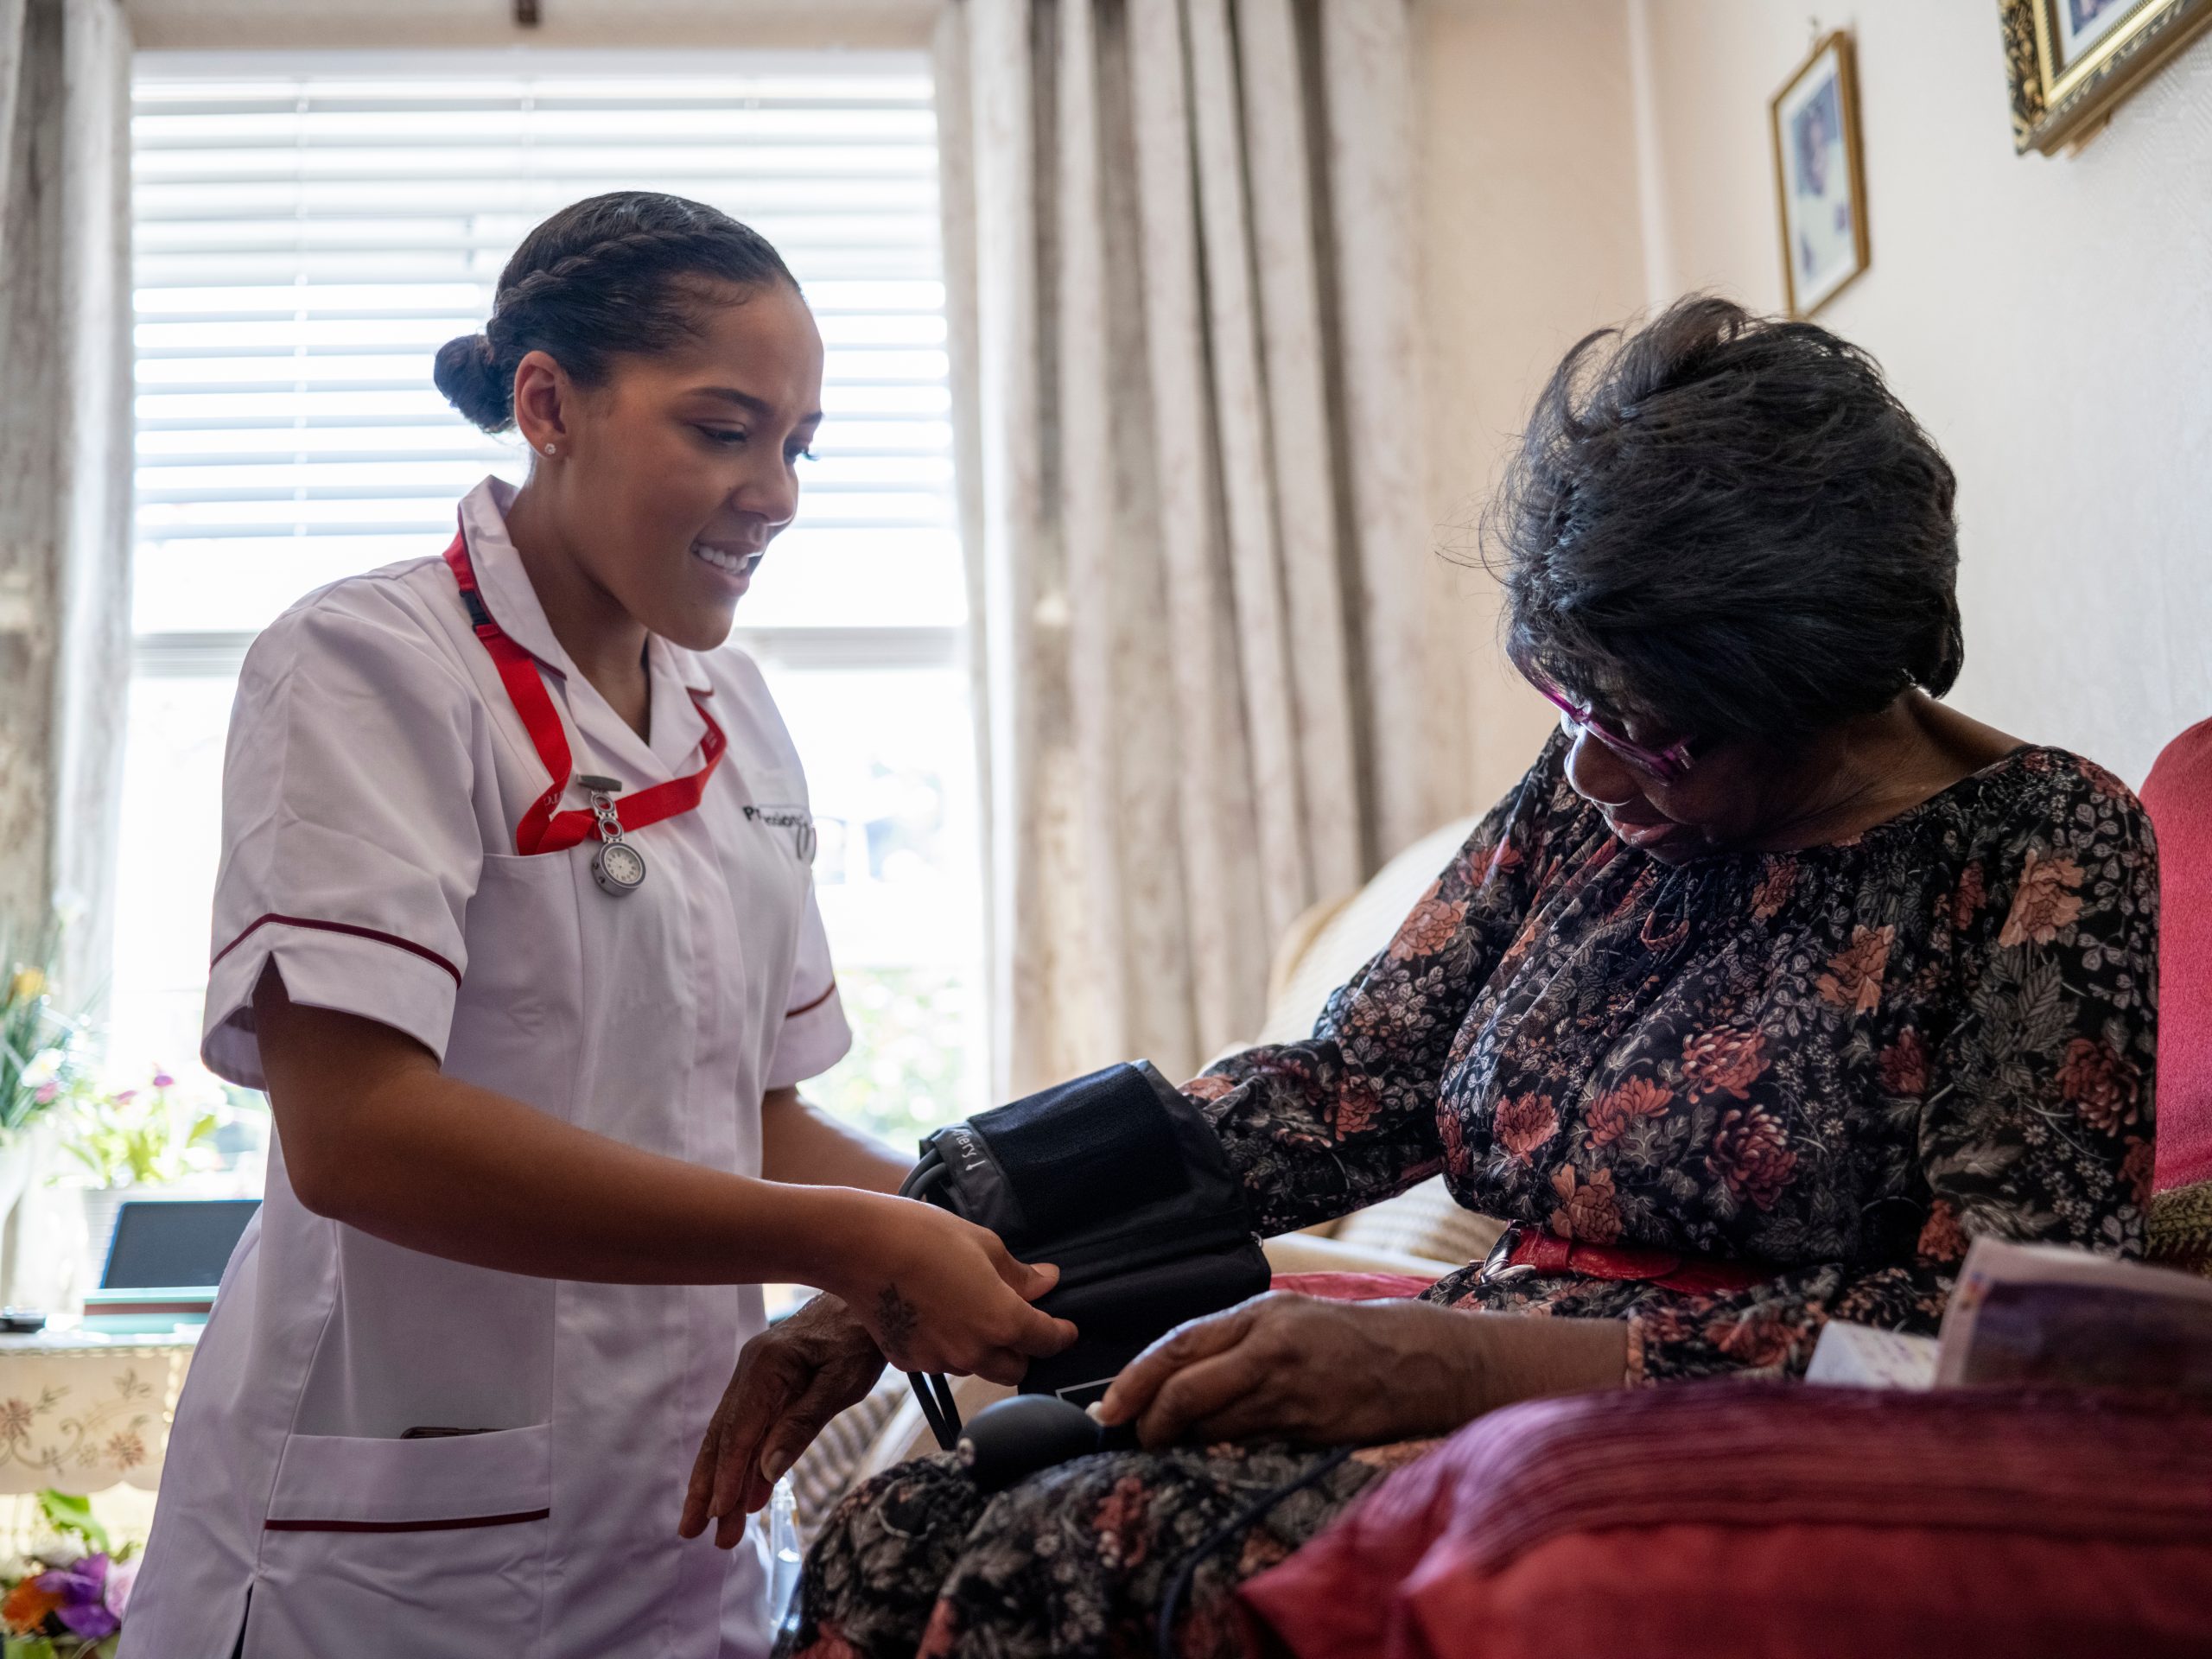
[
  {"x1": 1412, "y1": 0, "x2": 1649, "y2": 813},
  {"x1": 1633, "y1": 1, "x2": 2212, "y2": 786}
]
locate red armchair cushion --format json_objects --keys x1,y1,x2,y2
[
  {"x1": 1239, "y1": 1381, "x2": 2212, "y2": 1659},
  {"x1": 2144, "y1": 717, "x2": 2212, "y2": 1192}
]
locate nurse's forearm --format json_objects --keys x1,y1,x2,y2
[
  {"x1": 258, "y1": 971, "x2": 912, "y2": 1289},
  {"x1": 758, "y1": 1085, "x2": 907, "y2": 1194}
]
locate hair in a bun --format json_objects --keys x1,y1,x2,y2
[
  {"x1": 432, "y1": 191, "x2": 798, "y2": 436},
  {"x1": 433, "y1": 333, "x2": 511, "y2": 431}
]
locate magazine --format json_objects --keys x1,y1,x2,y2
[
  {"x1": 1933, "y1": 1236, "x2": 2212, "y2": 1392},
  {"x1": 1809, "y1": 1237, "x2": 2212, "y2": 1393}
]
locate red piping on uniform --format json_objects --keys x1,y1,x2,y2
[
  {"x1": 785, "y1": 980, "x2": 838, "y2": 1020},
  {"x1": 211, "y1": 914, "x2": 461, "y2": 985}
]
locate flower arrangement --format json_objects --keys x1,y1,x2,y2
[
  {"x1": 0, "y1": 1491, "x2": 136, "y2": 1656},
  {"x1": 0, "y1": 944, "x2": 96, "y2": 1141},
  {"x1": 60, "y1": 1071, "x2": 219, "y2": 1192}
]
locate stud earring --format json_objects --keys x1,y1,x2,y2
[{"x1": 543, "y1": 442, "x2": 556, "y2": 455}]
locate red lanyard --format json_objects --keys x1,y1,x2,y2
[{"x1": 442, "y1": 529, "x2": 727, "y2": 857}]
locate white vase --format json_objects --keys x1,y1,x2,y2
[
  {"x1": 0, "y1": 1131, "x2": 36, "y2": 1235},
  {"x1": 0, "y1": 1116, "x2": 85, "y2": 1313}
]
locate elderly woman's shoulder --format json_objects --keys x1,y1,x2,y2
[
  {"x1": 1951, "y1": 747, "x2": 2157, "y2": 930},
  {"x1": 1972, "y1": 744, "x2": 2148, "y2": 833}
]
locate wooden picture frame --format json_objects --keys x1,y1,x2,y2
[
  {"x1": 1769, "y1": 31, "x2": 1871, "y2": 319},
  {"x1": 1999, "y1": 0, "x2": 2212, "y2": 153}
]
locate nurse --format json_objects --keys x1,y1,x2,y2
[{"x1": 120, "y1": 192, "x2": 1074, "y2": 1659}]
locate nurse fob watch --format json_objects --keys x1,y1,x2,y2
[{"x1": 581, "y1": 776, "x2": 647, "y2": 897}]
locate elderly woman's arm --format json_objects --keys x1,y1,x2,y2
[
  {"x1": 1190, "y1": 745, "x2": 1561, "y2": 1233},
  {"x1": 1622, "y1": 779, "x2": 2158, "y2": 1382},
  {"x1": 1096, "y1": 1294, "x2": 1626, "y2": 1447}
]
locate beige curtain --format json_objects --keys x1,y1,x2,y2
[
  {"x1": 938, "y1": 0, "x2": 1452, "y2": 1096},
  {"x1": 0, "y1": 0, "x2": 133, "y2": 1006}
]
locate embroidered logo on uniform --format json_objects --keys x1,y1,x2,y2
[{"x1": 744, "y1": 804, "x2": 818, "y2": 865}]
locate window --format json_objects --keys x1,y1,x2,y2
[{"x1": 116, "y1": 51, "x2": 982, "y2": 1165}]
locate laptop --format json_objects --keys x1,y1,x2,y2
[{"x1": 81, "y1": 1198, "x2": 260, "y2": 1336}]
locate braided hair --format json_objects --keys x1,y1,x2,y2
[{"x1": 434, "y1": 192, "x2": 798, "y2": 434}]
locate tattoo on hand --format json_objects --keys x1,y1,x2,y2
[{"x1": 876, "y1": 1284, "x2": 918, "y2": 1355}]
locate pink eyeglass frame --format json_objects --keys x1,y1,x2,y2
[{"x1": 1516, "y1": 659, "x2": 1701, "y2": 783}]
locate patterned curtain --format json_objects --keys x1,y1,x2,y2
[
  {"x1": 0, "y1": 0, "x2": 134, "y2": 1005},
  {"x1": 938, "y1": 0, "x2": 1457, "y2": 1095}
]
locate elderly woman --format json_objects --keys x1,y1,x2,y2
[{"x1": 694, "y1": 299, "x2": 2156, "y2": 1657}]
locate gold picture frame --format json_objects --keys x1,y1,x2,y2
[
  {"x1": 2000, "y1": 0, "x2": 2212, "y2": 154},
  {"x1": 1769, "y1": 31, "x2": 1871, "y2": 320}
]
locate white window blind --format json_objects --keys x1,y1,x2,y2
[
  {"x1": 131, "y1": 50, "x2": 960, "y2": 646},
  {"x1": 117, "y1": 53, "x2": 982, "y2": 1150}
]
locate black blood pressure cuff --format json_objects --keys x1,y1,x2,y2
[{"x1": 905, "y1": 1061, "x2": 1271, "y2": 1405}]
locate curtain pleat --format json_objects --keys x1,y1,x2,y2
[
  {"x1": 0, "y1": 0, "x2": 133, "y2": 1005},
  {"x1": 1186, "y1": 0, "x2": 1309, "y2": 950},
  {"x1": 1127, "y1": 0, "x2": 1268, "y2": 1070},
  {"x1": 1236, "y1": 0, "x2": 1363, "y2": 906},
  {"x1": 942, "y1": 0, "x2": 1440, "y2": 1095},
  {"x1": 1317, "y1": 0, "x2": 1455, "y2": 859}
]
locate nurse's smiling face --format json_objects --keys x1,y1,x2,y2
[{"x1": 511, "y1": 278, "x2": 825, "y2": 654}]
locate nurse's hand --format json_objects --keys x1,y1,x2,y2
[
  {"x1": 680, "y1": 1294, "x2": 883, "y2": 1548},
  {"x1": 836, "y1": 1195, "x2": 1077, "y2": 1384}
]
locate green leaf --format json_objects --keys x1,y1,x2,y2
[
  {"x1": 6, "y1": 1635, "x2": 62, "y2": 1659},
  {"x1": 35, "y1": 1489, "x2": 110, "y2": 1554}
]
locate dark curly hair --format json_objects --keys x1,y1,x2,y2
[
  {"x1": 1486, "y1": 296, "x2": 1963, "y2": 744},
  {"x1": 433, "y1": 191, "x2": 798, "y2": 434}
]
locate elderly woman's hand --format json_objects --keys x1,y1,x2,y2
[
  {"x1": 678, "y1": 1294, "x2": 885, "y2": 1549},
  {"x1": 1093, "y1": 1294, "x2": 1629, "y2": 1450}
]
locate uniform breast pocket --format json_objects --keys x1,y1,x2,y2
[
  {"x1": 249, "y1": 1425, "x2": 551, "y2": 1659},
  {"x1": 444, "y1": 849, "x2": 585, "y2": 1101}
]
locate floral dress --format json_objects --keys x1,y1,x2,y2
[{"x1": 785, "y1": 735, "x2": 2158, "y2": 1659}]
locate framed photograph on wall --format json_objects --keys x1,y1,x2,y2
[
  {"x1": 1769, "y1": 31, "x2": 1870, "y2": 319},
  {"x1": 1999, "y1": 0, "x2": 2212, "y2": 154}
]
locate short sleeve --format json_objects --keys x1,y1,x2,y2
[
  {"x1": 201, "y1": 589, "x2": 486, "y2": 1090},
  {"x1": 766, "y1": 881, "x2": 852, "y2": 1090}
]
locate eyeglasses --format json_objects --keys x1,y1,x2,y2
[{"x1": 1516, "y1": 657, "x2": 1701, "y2": 784}]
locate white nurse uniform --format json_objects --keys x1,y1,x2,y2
[{"x1": 119, "y1": 475, "x2": 852, "y2": 1659}]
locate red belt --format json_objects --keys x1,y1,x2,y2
[{"x1": 1504, "y1": 1229, "x2": 1769, "y2": 1297}]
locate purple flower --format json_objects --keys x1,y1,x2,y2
[
  {"x1": 150, "y1": 1071, "x2": 175, "y2": 1090},
  {"x1": 34, "y1": 1554, "x2": 121, "y2": 1641},
  {"x1": 103, "y1": 1553, "x2": 138, "y2": 1621}
]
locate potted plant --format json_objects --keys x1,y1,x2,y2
[{"x1": 61, "y1": 1073, "x2": 219, "y2": 1286}]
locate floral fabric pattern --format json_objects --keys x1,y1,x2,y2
[
  {"x1": 785, "y1": 736, "x2": 2157, "y2": 1656},
  {"x1": 0, "y1": 1343, "x2": 187, "y2": 1495},
  {"x1": 783, "y1": 1440, "x2": 1427, "y2": 1659},
  {"x1": 1203, "y1": 734, "x2": 2156, "y2": 1380}
]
